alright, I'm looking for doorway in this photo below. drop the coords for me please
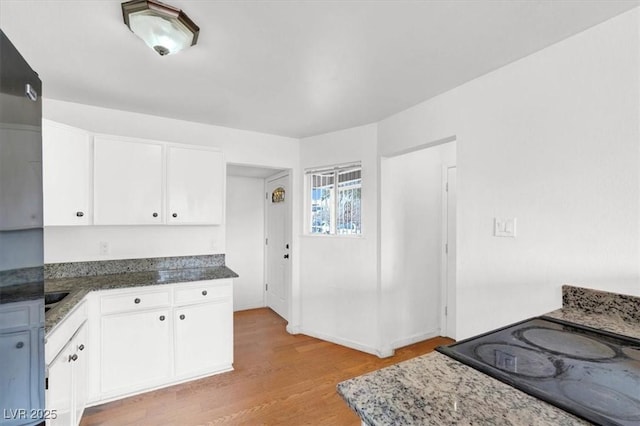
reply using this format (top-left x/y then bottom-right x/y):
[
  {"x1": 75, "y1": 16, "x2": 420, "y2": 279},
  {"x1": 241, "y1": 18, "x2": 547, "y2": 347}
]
[
  {"x1": 380, "y1": 139, "x2": 456, "y2": 349},
  {"x1": 265, "y1": 173, "x2": 291, "y2": 320},
  {"x1": 225, "y1": 164, "x2": 287, "y2": 313}
]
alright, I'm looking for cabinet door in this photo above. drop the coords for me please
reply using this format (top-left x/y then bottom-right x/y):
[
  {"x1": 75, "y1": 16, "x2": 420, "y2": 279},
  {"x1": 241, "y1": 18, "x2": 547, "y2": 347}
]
[
  {"x1": 0, "y1": 331, "x2": 33, "y2": 426},
  {"x1": 46, "y1": 338, "x2": 73, "y2": 426},
  {"x1": 42, "y1": 121, "x2": 91, "y2": 226},
  {"x1": 94, "y1": 137, "x2": 163, "y2": 225},
  {"x1": 72, "y1": 323, "x2": 88, "y2": 426},
  {"x1": 166, "y1": 146, "x2": 223, "y2": 224},
  {"x1": 174, "y1": 299, "x2": 232, "y2": 378},
  {"x1": 100, "y1": 309, "x2": 171, "y2": 395}
]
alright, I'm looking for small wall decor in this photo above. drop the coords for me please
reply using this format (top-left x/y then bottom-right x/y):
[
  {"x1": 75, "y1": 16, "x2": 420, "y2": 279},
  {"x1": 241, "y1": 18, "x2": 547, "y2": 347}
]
[{"x1": 272, "y1": 187, "x2": 285, "y2": 203}]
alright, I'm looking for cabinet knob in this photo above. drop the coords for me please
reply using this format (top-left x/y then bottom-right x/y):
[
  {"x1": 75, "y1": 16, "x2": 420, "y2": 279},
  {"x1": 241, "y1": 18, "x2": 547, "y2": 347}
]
[
  {"x1": 68, "y1": 354, "x2": 78, "y2": 362},
  {"x1": 202, "y1": 290, "x2": 208, "y2": 296},
  {"x1": 179, "y1": 314, "x2": 186, "y2": 320},
  {"x1": 76, "y1": 211, "x2": 84, "y2": 217},
  {"x1": 153, "y1": 212, "x2": 158, "y2": 218},
  {"x1": 159, "y1": 315, "x2": 165, "y2": 321},
  {"x1": 15, "y1": 341, "x2": 24, "y2": 349},
  {"x1": 78, "y1": 344, "x2": 85, "y2": 351},
  {"x1": 283, "y1": 254, "x2": 289, "y2": 259},
  {"x1": 172, "y1": 213, "x2": 178, "y2": 218},
  {"x1": 134, "y1": 298, "x2": 141, "y2": 304}
]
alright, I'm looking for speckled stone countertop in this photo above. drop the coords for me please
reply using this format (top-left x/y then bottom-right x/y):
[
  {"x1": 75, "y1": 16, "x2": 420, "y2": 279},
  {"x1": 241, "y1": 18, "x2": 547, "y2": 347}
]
[
  {"x1": 45, "y1": 255, "x2": 238, "y2": 334},
  {"x1": 338, "y1": 285, "x2": 640, "y2": 426}
]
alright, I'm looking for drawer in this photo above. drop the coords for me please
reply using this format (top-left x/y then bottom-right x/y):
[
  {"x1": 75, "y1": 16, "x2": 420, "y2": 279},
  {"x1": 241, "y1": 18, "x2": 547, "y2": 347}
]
[
  {"x1": 174, "y1": 280, "x2": 232, "y2": 306},
  {"x1": 100, "y1": 288, "x2": 170, "y2": 315}
]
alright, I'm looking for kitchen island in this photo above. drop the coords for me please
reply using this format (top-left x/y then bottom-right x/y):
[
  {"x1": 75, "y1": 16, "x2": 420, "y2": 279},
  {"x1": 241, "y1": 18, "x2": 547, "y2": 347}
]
[{"x1": 338, "y1": 285, "x2": 640, "y2": 425}]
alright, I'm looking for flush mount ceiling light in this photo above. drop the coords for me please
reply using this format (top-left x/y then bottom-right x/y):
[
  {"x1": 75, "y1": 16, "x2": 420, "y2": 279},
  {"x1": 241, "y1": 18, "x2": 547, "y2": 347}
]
[{"x1": 121, "y1": 0, "x2": 199, "y2": 56}]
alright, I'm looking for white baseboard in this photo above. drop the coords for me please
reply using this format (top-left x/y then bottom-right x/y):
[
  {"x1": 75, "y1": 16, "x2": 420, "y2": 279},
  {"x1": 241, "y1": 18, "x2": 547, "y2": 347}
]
[
  {"x1": 286, "y1": 323, "x2": 301, "y2": 334},
  {"x1": 233, "y1": 302, "x2": 266, "y2": 312},
  {"x1": 391, "y1": 329, "x2": 440, "y2": 350},
  {"x1": 298, "y1": 327, "x2": 388, "y2": 358}
]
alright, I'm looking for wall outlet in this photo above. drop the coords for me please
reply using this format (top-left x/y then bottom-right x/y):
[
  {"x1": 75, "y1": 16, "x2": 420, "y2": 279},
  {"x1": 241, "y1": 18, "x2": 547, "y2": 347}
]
[
  {"x1": 99, "y1": 241, "x2": 109, "y2": 255},
  {"x1": 494, "y1": 217, "x2": 516, "y2": 237}
]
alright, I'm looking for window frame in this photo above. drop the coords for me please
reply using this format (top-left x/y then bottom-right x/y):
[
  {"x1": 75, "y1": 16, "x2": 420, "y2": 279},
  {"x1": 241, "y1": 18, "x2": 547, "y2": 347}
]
[{"x1": 305, "y1": 162, "x2": 363, "y2": 237}]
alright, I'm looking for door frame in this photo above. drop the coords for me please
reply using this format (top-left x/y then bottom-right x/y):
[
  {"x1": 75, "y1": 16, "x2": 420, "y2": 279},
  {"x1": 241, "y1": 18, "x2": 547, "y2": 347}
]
[
  {"x1": 264, "y1": 170, "x2": 293, "y2": 319},
  {"x1": 440, "y1": 164, "x2": 456, "y2": 339}
]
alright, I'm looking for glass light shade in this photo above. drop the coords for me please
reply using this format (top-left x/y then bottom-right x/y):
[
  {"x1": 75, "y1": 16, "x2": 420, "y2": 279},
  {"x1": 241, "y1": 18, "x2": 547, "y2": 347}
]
[{"x1": 122, "y1": 0, "x2": 199, "y2": 56}]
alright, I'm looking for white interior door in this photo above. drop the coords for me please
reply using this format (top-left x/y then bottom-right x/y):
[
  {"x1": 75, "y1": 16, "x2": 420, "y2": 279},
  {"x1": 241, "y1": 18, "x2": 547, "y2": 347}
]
[
  {"x1": 444, "y1": 166, "x2": 457, "y2": 339},
  {"x1": 265, "y1": 174, "x2": 290, "y2": 321}
]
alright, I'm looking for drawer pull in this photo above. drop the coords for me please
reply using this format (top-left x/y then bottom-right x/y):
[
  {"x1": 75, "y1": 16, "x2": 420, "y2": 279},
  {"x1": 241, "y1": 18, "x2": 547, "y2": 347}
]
[
  {"x1": 159, "y1": 315, "x2": 165, "y2": 321},
  {"x1": 134, "y1": 298, "x2": 141, "y2": 304},
  {"x1": 202, "y1": 290, "x2": 208, "y2": 296},
  {"x1": 172, "y1": 213, "x2": 178, "y2": 218},
  {"x1": 76, "y1": 211, "x2": 84, "y2": 217},
  {"x1": 69, "y1": 354, "x2": 78, "y2": 362},
  {"x1": 78, "y1": 344, "x2": 85, "y2": 351},
  {"x1": 179, "y1": 314, "x2": 186, "y2": 320},
  {"x1": 153, "y1": 212, "x2": 158, "y2": 217}
]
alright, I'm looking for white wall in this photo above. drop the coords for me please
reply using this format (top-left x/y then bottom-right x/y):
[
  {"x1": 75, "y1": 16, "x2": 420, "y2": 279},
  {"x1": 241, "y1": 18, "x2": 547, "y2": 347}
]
[
  {"x1": 380, "y1": 142, "x2": 455, "y2": 351},
  {"x1": 378, "y1": 9, "x2": 640, "y2": 340},
  {"x1": 226, "y1": 176, "x2": 265, "y2": 311},
  {"x1": 0, "y1": 229, "x2": 42, "y2": 272},
  {"x1": 42, "y1": 99, "x2": 299, "y2": 263},
  {"x1": 298, "y1": 124, "x2": 380, "y2": 355}
]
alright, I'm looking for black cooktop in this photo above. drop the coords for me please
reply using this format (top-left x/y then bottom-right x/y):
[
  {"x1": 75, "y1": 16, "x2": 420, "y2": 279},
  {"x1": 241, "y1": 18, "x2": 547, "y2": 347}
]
[{"x1": 436, "y1": 317, "x2": 640, "y2": 426}]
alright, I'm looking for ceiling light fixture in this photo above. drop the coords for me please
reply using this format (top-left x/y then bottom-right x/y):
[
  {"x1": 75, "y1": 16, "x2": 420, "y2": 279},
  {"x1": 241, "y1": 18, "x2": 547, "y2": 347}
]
[{"x1": 121, "y1": 0, "x2": 199, "y2": 56}]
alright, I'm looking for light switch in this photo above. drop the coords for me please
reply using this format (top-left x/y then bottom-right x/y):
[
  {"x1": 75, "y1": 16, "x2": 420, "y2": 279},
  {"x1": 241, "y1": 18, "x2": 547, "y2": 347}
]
[{"x1": 494, "y1": 217, "x2": 516, "y2": 238}]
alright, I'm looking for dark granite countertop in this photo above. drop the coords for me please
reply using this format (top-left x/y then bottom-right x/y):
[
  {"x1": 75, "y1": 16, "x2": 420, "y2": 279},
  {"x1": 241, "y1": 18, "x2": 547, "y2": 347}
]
[
  {"x1": 45, "y1": 265, "x2": 238, "y2": 334},
  {"x1": 338, "y1": 285, "x2": 640, "y2": 425},
  {"x1": 1, "y1": 267, "x2": 44, "y2": 304},
  {"x1": 1, "y1": 281, "x2": 43, "y2": 304}
]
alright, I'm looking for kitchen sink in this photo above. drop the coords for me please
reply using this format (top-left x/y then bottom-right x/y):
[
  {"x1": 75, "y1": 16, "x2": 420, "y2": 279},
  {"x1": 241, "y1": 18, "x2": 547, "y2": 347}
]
[
  {"x1": 45, "y1": 291, "x2": 70, "y2": 313},
  {"x1": 45, "y1": 291, "x2": 69, "y2": 305}
]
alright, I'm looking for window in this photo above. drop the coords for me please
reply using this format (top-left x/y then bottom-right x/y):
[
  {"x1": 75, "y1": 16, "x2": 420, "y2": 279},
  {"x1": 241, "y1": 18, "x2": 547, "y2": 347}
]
[{"x1": 307, "y1": 163, "x2": 362, "y2": 235}]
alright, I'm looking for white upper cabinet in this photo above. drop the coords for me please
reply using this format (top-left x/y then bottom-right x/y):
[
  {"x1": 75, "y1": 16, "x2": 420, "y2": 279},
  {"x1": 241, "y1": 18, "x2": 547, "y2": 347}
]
[
  {"x1": 93, "y1": 137, "x2": 163, "y2": 225},
  {"x1": 166, "y1": 146, "x2": 224, "y2": 225},
  {"x1": 42, "y1": 122, "x2": 225, "y2": 226},
  {"x1": 43, "y1": 120, "x2": 92, "y2": 226}
]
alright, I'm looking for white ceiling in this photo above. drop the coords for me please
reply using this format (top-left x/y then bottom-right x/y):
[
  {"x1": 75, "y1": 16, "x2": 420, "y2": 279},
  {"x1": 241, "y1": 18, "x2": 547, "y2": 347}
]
[{"x1": 1, "y1": 0, "x2": 638, "y2": 138}]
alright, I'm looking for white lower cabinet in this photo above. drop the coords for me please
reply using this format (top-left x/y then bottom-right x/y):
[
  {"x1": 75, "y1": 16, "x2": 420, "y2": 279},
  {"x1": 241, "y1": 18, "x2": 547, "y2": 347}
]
[
  {"x1": 46, "y1": 303, "x2": 88, "y2": 426},
  {"x1": 175, "y1": 298, "x2": 233, "y2": 378},
  {"x1": 90, "y1": 279, "x2": 233, "y2": 404},
  {"x1": 100, "y1": 308, "x2": 171, "y2": 395},
  {"x1": 0, "y1": 300, "x2": 43, "y2": 426},
  {"x1": 46, "y1": 338, "x2": 72, "y2": 426}
]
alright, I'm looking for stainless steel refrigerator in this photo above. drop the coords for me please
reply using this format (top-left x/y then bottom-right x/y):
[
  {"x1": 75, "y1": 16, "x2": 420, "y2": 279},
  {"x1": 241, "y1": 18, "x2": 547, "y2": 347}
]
[{"x1": 0, "y1": 29, "x2": 45, "y2": 426}]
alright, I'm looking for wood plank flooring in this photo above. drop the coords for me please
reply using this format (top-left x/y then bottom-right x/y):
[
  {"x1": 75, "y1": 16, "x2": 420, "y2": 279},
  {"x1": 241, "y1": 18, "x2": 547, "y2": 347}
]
[{"x1": 81, "y1": 308, "x2": 453, "y2": 426}]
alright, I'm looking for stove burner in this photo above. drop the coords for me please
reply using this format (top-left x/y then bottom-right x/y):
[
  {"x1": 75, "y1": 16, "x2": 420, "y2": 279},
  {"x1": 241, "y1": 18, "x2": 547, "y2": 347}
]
[
  {"x1": 519, "y1": 327, "x2": 616, "y2": 360},
  {"x1": 559, "y1": 380, "x2": 640, "y2": 421},
  {"x1": 474, "y1": 343, "x2": 559, "y2": 378},
  {"x1": 622, "y1": 346, "x2": 640, "y2": 362}
]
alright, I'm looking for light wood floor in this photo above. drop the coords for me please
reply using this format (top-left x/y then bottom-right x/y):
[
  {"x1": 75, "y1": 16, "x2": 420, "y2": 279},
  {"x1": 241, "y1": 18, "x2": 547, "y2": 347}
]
[{"x1": 81, "y1": 308, "x2": 453, "y2": 425}]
